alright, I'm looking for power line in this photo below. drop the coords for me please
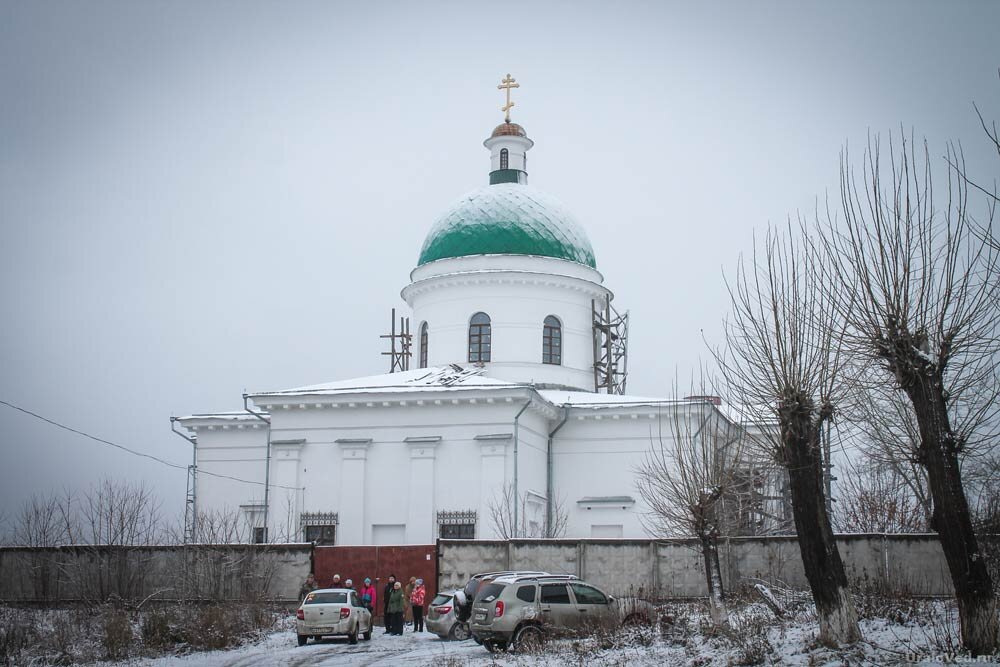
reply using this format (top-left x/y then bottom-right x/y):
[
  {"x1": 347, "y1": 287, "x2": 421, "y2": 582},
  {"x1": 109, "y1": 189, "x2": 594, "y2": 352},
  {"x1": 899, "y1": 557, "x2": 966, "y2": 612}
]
[{"x1": 0, "y1": 399, "x2": 302, "y2": 491}]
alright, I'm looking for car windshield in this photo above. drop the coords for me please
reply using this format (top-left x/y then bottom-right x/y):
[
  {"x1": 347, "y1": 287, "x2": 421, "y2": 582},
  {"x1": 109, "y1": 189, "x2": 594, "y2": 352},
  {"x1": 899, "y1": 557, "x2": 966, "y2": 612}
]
[
  {"x1": 475, "y1": 583, "x2": 506, "y2": 603},
  {"x1": 464, "y1": 578, "x2": 481, "y2": 599},
  {"x1": 430, "y1": 594, "x2": 452, "y2": 606},
  {"x1": 304, "y1": 592, "x2": 347, "y2": 604}
]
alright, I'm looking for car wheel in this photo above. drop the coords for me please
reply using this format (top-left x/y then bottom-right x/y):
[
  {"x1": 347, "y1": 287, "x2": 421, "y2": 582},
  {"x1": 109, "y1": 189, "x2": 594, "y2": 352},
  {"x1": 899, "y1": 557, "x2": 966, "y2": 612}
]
[
  {"x1": 297, "y1": 634, "x2": 308, "y2": 647},
  {"x1": 483, "y1": 639, "x2": 507, "y2": 653},
  {"x1": 348, "y1": 626, "x2": 358, "y2": 645},
  {"x1": 363, "y1": 622, "x2": 372, "y2": 641},
  {"x1": 448, "y1": 622, "x2": 471, "y2": 641},
  {"x1": 513, "y1": 625, "x2": 545, "y2": 653}
]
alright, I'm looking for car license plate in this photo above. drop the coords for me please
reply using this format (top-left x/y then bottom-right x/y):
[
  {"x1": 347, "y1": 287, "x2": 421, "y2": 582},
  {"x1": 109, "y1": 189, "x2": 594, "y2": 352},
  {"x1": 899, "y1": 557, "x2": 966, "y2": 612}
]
[{"x1": 474, "y1": 611, "x2": 487, "y2": 622}]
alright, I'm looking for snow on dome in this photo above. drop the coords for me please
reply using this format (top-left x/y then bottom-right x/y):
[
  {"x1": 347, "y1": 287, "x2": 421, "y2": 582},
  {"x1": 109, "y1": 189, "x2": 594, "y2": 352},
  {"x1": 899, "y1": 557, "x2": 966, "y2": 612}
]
[{"x1": 417, "y1": 183, "x2": 597, "y2": 268}]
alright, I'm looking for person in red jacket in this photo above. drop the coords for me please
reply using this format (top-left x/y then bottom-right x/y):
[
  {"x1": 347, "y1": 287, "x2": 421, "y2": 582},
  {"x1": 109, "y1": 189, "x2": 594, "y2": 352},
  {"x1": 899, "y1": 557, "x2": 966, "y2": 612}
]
[
  {"x1": 359, "y1": 577, "x2": 377, "y2": 615},
  {"x1": 410, "y1": 578, "x2": 427, "y2": 632}
]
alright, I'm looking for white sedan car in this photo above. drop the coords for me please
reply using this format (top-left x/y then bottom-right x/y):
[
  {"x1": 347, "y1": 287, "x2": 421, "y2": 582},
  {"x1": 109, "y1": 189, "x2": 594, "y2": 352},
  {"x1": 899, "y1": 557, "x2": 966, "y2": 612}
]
[{"x1": 296, "y1": 588, "x2": 373, "y2": 646}]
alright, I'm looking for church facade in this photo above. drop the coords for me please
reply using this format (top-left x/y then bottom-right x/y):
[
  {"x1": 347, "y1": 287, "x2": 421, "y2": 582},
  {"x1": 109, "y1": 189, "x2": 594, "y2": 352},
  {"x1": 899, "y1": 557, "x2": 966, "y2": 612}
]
[{"x1": 175, "y1": 81, "x2": 761, "y2": 545}]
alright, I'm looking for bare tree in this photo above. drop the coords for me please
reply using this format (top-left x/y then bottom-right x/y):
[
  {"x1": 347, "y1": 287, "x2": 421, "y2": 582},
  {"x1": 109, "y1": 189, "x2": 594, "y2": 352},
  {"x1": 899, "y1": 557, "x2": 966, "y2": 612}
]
[
  {"x1": 192, "y1": 507, "x2": 256, "y2": 544},
  {"x1": 823, "y1": 133, "x2": 999, "y2": 654},
  {"x1": 78, "y1": 478, "x2": 163, "y2": 546},
  {"x1": 488, "y1": 483, "x2": 568, "y2": 539},
  {"x1": 842, "y1": 385, "x2": 934, "y2": 526},
  {"x1": 634, "y1": 393, "x2": 746, "y2": 626},
  {"x1": 9, "y1": 492, "x2": 75, "y2": 601},
  {"x1": 713, "y1": 222, "x2": 862, "y2": 646},
  {"x1": 12, "y1": 494, "x2": 70, "y2": 547},
  {"x1": 834, "y1": 454, "x2": 928, "y2": 533}
]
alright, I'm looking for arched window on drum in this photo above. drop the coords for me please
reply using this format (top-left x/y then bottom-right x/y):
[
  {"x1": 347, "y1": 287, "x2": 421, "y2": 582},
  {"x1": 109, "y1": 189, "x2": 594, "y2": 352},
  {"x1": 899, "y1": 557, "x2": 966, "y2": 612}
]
[
  {"x1": 542, "y1": 315, "x2": 561, "y2": 365},
  {"x1": 419, "y1": 322, "x2": 429, "y2": 369},
  {"x1": 468, "y1": 312, "x2": 491, "y2": 363}
]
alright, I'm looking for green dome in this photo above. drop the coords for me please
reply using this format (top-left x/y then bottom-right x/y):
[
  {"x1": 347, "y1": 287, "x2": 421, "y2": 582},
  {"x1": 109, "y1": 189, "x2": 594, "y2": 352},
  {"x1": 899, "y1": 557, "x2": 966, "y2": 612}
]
[{"x1": 418, "y1": 184, "x2": 597, "y2": 268}]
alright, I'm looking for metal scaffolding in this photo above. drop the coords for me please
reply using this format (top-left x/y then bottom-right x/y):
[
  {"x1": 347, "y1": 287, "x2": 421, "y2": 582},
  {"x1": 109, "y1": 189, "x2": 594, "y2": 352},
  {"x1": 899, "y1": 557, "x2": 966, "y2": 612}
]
[
  {"x1": 592, "y1": 295, "x2": 629, "y2": 394},
  {"x1": 381, "y1": 307, "x2": 412, "y2": 373}
]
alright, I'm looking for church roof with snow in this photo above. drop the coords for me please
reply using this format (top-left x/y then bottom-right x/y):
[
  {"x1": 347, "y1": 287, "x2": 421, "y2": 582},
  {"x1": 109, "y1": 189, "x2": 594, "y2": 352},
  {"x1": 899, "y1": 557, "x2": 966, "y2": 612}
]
[
  {"x1": 248, "y1": 365, "x2": 519, "y2": 399},
  {"x1": 417, "y1": 183, "x2": 597, "y2": 269}
]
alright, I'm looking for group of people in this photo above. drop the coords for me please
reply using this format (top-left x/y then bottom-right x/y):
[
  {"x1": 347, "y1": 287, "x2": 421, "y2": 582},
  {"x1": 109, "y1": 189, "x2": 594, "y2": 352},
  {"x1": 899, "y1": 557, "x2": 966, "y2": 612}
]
[
  {"x1": 298, "y1": 572, "x2": 427, "y2": 634},
  {"x1": 381, "y1": 574, "x2": 427, "y2": 635}
]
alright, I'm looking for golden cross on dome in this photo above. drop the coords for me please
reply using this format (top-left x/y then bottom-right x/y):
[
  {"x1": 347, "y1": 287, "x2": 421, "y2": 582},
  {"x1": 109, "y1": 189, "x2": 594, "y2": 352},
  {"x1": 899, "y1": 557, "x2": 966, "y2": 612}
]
[{"x1": 498, "y1": 73, "x2": 519, "y2": 122}]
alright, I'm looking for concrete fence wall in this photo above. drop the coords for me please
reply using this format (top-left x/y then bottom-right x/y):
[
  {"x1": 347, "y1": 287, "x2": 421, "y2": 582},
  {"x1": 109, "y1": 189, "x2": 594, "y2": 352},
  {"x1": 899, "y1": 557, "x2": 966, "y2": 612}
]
[
  {"x1": 0, "y1": 535, "x2": 957, "y2": 605},
  {"x1": 0, "y1": 544, "x2": 312, "y2": 604},
  {"x1": 437, "y1": 534, "x2": 955, "y2": 598}
]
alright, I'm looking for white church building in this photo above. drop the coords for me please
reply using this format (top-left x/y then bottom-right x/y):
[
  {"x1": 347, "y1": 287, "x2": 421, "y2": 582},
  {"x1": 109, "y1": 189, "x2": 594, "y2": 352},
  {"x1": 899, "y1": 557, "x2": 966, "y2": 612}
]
[{"x1": 174, "y1": 80, "x2": 761, "y2": 546}]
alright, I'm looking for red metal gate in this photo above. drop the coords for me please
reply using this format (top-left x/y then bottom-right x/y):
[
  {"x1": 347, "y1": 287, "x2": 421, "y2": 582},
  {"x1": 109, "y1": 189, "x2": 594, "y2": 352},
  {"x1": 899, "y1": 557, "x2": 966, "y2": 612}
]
[{"x1": 313, "y1": 545, "x2": 437, "y2": 623}]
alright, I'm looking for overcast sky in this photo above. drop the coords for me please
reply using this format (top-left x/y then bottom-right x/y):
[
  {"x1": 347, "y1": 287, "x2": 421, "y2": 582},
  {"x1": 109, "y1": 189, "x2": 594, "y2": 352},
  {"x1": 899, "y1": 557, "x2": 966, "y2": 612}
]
[{"x1": 1, "y1": 0, "x2": 998, "y2": 523}]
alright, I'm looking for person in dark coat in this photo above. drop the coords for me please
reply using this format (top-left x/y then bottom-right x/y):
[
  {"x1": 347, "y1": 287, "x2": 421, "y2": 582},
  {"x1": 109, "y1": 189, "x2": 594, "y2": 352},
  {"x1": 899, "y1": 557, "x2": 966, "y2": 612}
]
[
  {"x1": 298, "y1": 573, "x2": 318, "y2": 602},
  {"x1": 382, "y1": 575, "x2": 396, "y2": 633}
]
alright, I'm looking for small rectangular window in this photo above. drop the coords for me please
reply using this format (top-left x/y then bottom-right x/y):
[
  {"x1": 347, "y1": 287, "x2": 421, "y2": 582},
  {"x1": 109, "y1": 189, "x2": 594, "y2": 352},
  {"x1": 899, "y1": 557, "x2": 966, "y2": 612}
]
[
  {"x1": 252, "y1": 527, "x2": 267, "y2": 544},
  {"x1": 305, "y1": 524, "x2": 337, "y2": 545},
  {"x1": 440, "y1": 522, "x2": 475, "y2": 539}
]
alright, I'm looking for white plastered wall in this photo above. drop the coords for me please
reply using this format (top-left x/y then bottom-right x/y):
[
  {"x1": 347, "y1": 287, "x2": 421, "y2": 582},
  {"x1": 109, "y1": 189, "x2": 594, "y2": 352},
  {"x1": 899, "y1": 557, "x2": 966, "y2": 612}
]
[{"x1": 403, "y1": 255, "x2": 611, "y2": 391}]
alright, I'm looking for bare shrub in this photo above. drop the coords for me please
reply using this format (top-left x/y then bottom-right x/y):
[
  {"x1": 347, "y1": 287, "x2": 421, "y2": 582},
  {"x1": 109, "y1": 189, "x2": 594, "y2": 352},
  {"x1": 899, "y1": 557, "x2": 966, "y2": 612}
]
[
  {"x1": 102, "y1": 610, "x2": 133, "y2": 660},
  {"x1": 179, "y1": 603, "x2": 277, "y2": 651},
  {"x1": 834, "y1": 455, "x2": 929, "y2": 533},
  {"x1": 636, "y1": 382, "x2": 748, "y2": 628},
  {"x1": 0, "y1": 608, "x2": 34, "y2": 664},
  {"x1": 487, "y1": 482, "x2": 569, "y2": 539},
  {"x1": 141, "y1": 607, "x2": 181, "y2": 649}
]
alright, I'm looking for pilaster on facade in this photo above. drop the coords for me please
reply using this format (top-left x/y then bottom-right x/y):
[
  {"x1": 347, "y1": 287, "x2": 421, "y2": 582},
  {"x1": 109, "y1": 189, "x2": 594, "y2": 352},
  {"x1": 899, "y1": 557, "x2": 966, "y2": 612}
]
[
  {"x1": 476, "y1": 433, "x2": 512, "y2": 538},
  {"x1": 336, "y1": 438, "x2": 371, "y2": 544},
  {"x1": 404, "y1": 436, "x2": 440, "y2": 543},
  {"x1": 271, "y1": 438, "x2": 305, "y2": 458},
  {"x1": 404, "y1": 435, "x2": 441, "y2": 460},
  {"x1": 270, "y1": 438, "x2": 306, "y2": 537},
  {"x1": 337, "y1": 438, "x2": 372, "y2": 460},
  {"x1": 476, "y1": 432, "x2": 512, "y2": 458}
]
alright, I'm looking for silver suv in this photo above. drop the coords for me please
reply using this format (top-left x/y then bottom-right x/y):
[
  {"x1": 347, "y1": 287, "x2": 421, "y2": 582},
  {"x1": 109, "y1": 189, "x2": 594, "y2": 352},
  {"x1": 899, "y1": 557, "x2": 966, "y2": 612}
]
[{"x1": 469, "y1": 574, "x2": 646, "y2": 652}]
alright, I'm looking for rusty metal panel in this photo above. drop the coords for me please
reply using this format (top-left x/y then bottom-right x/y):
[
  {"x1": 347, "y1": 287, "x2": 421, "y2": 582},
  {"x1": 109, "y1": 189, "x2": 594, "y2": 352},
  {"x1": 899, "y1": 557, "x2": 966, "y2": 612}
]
[{"x1": 313, "y1": 544, "x2": 438, "y2": 620}]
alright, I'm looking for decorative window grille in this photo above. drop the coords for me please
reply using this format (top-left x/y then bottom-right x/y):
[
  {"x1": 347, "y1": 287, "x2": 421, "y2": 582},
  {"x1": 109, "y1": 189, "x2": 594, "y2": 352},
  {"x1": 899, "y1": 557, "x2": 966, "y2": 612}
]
[
  {"x1": 468, "y1": 312, "x2": 491, "y2": 363},
  {"x1": 437, "y1": 510, "x2": 476, "y2": 540},
  {"x1": 542, "y1": 315, "x2": 562, "y2": 365},
  {"x1": 500, "y1": 148, "x2": 509, "y2": 170},
  {"x1": 301, "y1": 512, "x2": 339, "y2": 545}
]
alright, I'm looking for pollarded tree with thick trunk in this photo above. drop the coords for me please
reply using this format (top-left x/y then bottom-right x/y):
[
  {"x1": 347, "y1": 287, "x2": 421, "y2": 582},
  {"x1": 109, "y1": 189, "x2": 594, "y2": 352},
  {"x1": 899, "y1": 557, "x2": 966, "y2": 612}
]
[
  {"x1": 713, "y1": 223, "x2": 862, "y2": 647},
  {"x1": 823, "y1": 134, "x2": 999, "y2": 654},
  {"x1": 635, "y1": 384, "x2": 747, "y2": 627}
]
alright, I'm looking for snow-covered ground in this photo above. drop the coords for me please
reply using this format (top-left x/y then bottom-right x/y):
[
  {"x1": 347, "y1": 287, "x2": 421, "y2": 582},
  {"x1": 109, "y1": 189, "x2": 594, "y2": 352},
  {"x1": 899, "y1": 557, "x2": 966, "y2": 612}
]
[
  {"x1": 7, "y1": 599, "x2": 998, "y2": 666},
  {"x1": 120, "y1": 603, "x2": 1000, "y2": 667},
  {"x1": 127, "y1": 626, "x2": 490, "y2": 667}
]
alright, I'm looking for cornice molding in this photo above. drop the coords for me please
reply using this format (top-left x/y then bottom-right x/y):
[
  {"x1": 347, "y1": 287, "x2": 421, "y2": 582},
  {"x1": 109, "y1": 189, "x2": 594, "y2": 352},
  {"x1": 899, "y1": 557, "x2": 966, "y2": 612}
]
[{"x1": 401, "y1": 269, "x2": 610, "y2": 303}]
